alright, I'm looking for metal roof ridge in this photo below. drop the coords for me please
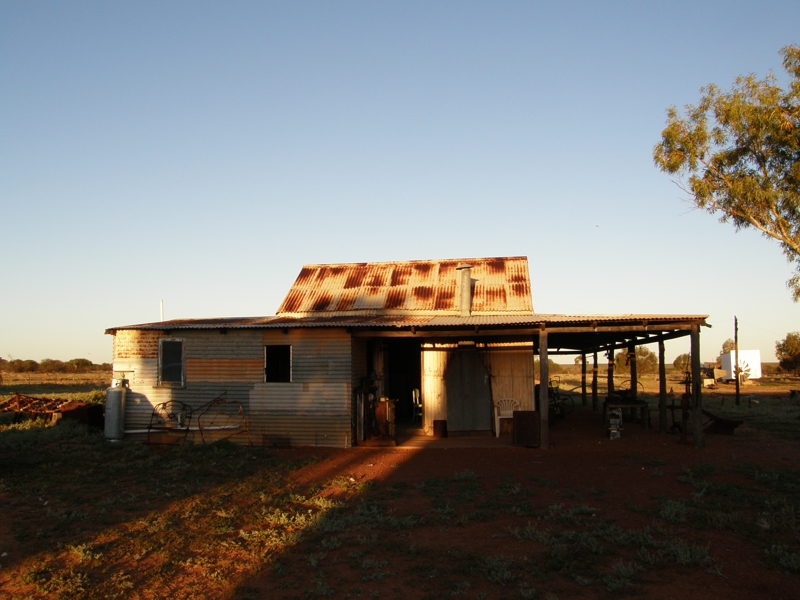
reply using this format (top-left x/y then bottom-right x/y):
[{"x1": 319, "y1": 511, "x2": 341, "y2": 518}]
[
  {"x1": 277, "y1": 309, "x2": 536, "y2": 318},
  {"x1": 296, "y1": 256, "x2": 529, "y2": 268}
]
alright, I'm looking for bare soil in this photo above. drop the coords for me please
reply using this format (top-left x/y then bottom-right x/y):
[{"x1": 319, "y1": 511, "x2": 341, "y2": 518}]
[
  {"x1": 238, "y1": 397, "x2": 800, "y2": 600},
  {"x1": 2, "y1": 391, "x2": 800, "y2": 599}
]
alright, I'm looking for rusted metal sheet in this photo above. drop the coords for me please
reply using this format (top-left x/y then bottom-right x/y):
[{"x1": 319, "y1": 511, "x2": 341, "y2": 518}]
[
  {"x1": 185, "y1": 359, "x2": 263, "y2": 383},
  {"x1": 484, "y1": 350, "x2": 535, "y2": 411},
  {"x1": 0, "y1": 394, "x2": 103, "y2": 426},
  {"x1": 114, "y1": 330, "x2": 163, "y2": 359},
  {"x1": 421, "y1": 348, "x2": 449, "y2": 433},
  {"x1": 105, "y1": 316, "x2": 279, "y2": 334},
  {"x1": 425, "y1": 314, "x2": 710, "y2": 327},
  {"x1": 107, "y1": 312, "x2": 710, "y2": 334},
  {"x1": 0, "y1": 393, "x2": 73, "y2": 414},
  {"x1": 276, "y1": 257, "x2": 534, "y2": 316}
]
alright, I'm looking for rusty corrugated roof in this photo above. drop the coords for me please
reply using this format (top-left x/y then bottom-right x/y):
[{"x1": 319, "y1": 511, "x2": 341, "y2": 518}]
[
  {"x1": 276, "y1": 257, "x2": 534, "y2": 317},
  {"x1": 105, "y1": 313, "x2": 709, "y2": 334}
]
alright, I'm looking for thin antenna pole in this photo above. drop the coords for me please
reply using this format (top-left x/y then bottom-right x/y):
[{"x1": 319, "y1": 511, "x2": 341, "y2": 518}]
[
  {"x1": 734, "y1": 316, "x2": 740, "y2": 406},
  {"x1": 160, "y1": 299, "x2": 164, "y2": 322}
]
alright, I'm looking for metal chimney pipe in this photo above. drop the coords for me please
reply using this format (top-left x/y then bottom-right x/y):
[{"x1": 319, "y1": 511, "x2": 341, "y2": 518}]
[{"x1": 456, "y1": 264, "x2": 473, "y2": 317}]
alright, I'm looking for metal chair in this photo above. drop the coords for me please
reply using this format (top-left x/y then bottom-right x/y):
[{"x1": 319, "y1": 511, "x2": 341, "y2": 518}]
[
  {"x1": 147, "y1": 400, "x2": 193, "y2": 445},
  {"x1": 197, "y1": 394, "x2": 252, "y2": 445}
]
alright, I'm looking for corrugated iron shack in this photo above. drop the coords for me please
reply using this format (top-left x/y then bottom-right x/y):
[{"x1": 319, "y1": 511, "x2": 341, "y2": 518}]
[{"x1": 105, "y1": 257, "x2": 709, "y2": 448}]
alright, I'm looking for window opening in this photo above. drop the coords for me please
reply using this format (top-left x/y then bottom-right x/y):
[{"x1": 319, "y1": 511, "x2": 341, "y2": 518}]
[
  {"x1": 160, "y1": 339, "x2": 184, "y2": 384},
  {"x1": 265, "y1": 345, "x2": 291, "y2": 382}
]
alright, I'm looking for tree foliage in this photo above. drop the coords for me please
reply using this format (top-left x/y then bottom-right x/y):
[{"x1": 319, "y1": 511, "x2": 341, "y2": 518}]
[
  {"x1": 533, "y1": 358, "x2": 563, "y2": 375},
  {"x1": 0, "y1": 358, "x2": 110, "y2": 374},
  {"x1": 673, "y1": 353, "x2": 691, "y2": 372},
  {"x1": 776, "y1": 331, "x2": 800, "y2": 374},
  {"x1": 720, "y1": 338, "x2": 735, "y2": 355},
  {"x1": 654, "y1": 45, "x2": 800, "y2": 301},
  {"x1": 614, "y1": 346, "x2": 658, "y2": 375},
  {"x1": 714, "y1": 338, "x2": 736, "y2": 366}
]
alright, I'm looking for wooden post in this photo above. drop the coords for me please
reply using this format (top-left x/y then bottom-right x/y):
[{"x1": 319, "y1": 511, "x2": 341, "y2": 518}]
[
  {"x1": 628, "y1": 342, "x2": 637, "y2": 400},
  {"x1": 658, "y1": 339, "x2": 667, "y2": 433},
  {"x1": 734, "y1": 316, "x2": 740, "y2": 406},
  {"x1": 592, "y1": 351, "x2": 598, "y2": 411},
  {"x1": 581, "y1": 353, "x2": 587, "y2": 406},
  {"x1": 691, "y1": 324, "x2": 704, "y2": 449},
  {"x1": 607, "y1": 348, "x2": 615, "y2": 395},
  {"x1": 539, "y1": 328, "x2": 549, "y2": 450}
]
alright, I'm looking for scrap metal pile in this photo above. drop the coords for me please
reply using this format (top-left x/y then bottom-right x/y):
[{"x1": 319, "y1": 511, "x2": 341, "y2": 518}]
[
  {"x1": 0, "y1": 392, "x2": 73, "y2": 415},
  {"x1": 0, "y1": 392, "x2": 104, "y2": 426}
]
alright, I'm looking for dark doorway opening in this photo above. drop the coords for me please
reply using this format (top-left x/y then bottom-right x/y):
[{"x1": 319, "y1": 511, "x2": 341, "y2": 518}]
[{"x1": 383, "y1": 339, "x2": 422, "y2": 427}]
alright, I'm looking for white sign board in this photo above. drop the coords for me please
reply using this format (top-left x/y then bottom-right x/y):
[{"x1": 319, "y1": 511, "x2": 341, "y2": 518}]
[{"x1": 720, "y1": 350, "x2": 762, "y2": 380}]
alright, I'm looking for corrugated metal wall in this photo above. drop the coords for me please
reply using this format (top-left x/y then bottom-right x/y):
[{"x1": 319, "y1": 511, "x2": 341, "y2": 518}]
[
  {"x1": 421, "y1": 349, "x2": 449, "y2": 432},
  {"x1": 111, "y1": 328, "x2": 532, "y2": 445},
  {"x1": 445, "y1": 349, "x2": 492, "y2": 431},
  {"x1": 111, "y1": 328, "x2": 353, "y2": 448},
  {"x1": 484, "y1": 350, "x2": 535, "y2": 411},
  {"x1": 255, "y1": 325, "x2": 352, "y2": 447},
  {"x1": 421, "y1": 347, "x2": 535, "y2": 434}
]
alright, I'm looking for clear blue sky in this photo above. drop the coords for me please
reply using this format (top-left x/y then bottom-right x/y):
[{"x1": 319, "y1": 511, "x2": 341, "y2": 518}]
[{"x1": 1, "y1": 1, "x2": 798, "y2": 364}]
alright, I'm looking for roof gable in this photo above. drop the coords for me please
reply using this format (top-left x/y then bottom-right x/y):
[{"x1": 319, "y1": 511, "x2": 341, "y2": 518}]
[{"x1": 277, "y1": 257, "x2": 533, "y2": 317}]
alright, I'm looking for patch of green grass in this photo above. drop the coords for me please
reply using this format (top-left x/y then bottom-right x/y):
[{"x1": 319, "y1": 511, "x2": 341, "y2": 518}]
[
  {"x1": 481, "y1": 554, "x2": 517, "y2": 585},
  {"x1": 677, "y1": 464, "x2": 719, "y2": 483},
  {"x1": 712, "y1": 397, "x2": 800, "y2": 440},
  {"x1": 558, "y1": 490, "x2": 581, "y2": 500},
  {"x1": 530, "y1": 475, "x2": 558, "y2": 487},
  {"x1": 765, "y1": 545, "x2": 800, "y2": 573},
  {"x1": 420, "y1": 477, "x2": 448, "y2": 498},
  {"x1": 659, "y1": 539, "x2": 712, "y2": 567},
  {"x1": 658, "y1": 499, "x2": 689, "y2": 523}
]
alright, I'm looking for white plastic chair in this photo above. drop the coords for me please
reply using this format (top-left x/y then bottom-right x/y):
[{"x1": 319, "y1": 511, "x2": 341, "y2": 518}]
[{"x1": 493, "y1": 398, "x2": 521, "y2": 437}]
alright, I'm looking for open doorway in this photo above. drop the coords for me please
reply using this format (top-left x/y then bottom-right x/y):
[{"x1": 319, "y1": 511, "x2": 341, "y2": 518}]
[{"x1": 382, "y1": 339, "x2": 422, "y2": 428}]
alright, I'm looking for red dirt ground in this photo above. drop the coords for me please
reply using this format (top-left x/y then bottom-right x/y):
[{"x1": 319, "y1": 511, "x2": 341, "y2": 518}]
[
  {"x1": 247, "y1": 407, "x2": 800, "y2": 600},
  {"x1": 1, "y1": 405, "x2": 798, "y2": 599}
]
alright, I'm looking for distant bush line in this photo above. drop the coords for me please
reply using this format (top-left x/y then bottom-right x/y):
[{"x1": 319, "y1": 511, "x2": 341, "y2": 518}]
[{"x1": 0, "y1": 358, "x2": 111, "y2": 374}]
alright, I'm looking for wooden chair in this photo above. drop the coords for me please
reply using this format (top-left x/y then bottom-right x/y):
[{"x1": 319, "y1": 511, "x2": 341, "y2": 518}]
[{"x1": 493, "y1": 398, "x2": 521, "y2": 437}]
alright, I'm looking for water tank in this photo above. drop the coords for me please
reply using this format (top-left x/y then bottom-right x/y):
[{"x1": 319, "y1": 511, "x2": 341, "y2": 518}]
[{"x1": 104, "y1": 381, "x2": 127, "y2": 441}]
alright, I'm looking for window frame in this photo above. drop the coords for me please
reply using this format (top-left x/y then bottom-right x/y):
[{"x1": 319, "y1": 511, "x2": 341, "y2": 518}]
[
  {"x1": 264, "y1": 344, "x2": 292, "y2": 383},
  {"x1": 158, "y1": 338, "x2": 185, "y2": 386}
]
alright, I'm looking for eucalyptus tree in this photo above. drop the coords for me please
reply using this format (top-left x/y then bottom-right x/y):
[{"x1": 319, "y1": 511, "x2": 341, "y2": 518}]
[{"x1": 654, "y1": 45, "x2": 800, "y2": 300}]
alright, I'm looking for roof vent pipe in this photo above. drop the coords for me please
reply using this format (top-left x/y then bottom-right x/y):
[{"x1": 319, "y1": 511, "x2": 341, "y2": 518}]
[{"x1": 456, "y1": 264, "x2": 473, "y2": 317}]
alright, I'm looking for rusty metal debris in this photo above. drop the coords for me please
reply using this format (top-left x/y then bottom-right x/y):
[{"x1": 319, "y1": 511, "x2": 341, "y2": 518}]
[
  {"x1": 0, "y1": 392, "x2": 103, "y2": 426},
  {"x1": 146, "y1": 393, "x2": 252, "y2": 446},
  {"x1": 147, "y1": 400, "x2": 193, "y2": 445},
  {"x1": 197, "y1": 394, "x2": 252, "y2": 445},
  {"x1": 0, "y1": 392, "x2": 73, "y2": 416}
]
